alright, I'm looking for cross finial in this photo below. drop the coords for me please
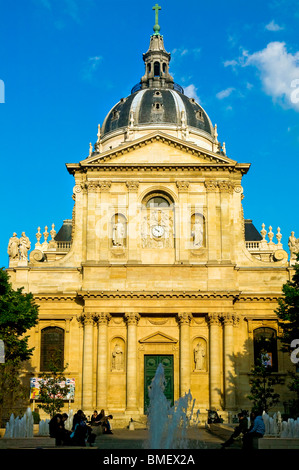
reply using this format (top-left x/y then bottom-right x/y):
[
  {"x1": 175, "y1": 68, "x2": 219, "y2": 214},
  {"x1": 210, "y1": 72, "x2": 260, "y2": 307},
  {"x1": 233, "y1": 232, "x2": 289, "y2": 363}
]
[{"x1": 152, "y1": 3, "x2": 161, "y2": 35}]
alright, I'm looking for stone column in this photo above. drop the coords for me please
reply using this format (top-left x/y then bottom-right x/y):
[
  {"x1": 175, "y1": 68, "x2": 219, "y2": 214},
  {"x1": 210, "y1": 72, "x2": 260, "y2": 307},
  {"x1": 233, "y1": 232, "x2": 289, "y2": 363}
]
[
  {"x1": 177, "y1": 312, "x2": 193, "y2": 396},
  {"x1": 124, "y1": 312, "x2": 140, "y2": 411},
  {"x1": 218, "y1": 181, "x2": 233, "y2": 262},
  {"x1": 176, "y1": 181, "x2": 190, "y2": 262},
  {"x1": 223, "y1": 313, "x2": 235, "y2": 411},
  {"x1": 126, "y1": 181, "x2": 140, "y2": 263},
  {"x1": 97, "y1": 181, "x2": 111, "y2": 262},
  {"x1": 204, "y1": 180, "x2": 219, "y2": 263},
  {"x1": 207, "y1": 313, "x2": 222, "y2": 409},
  {"x1": 78, "y1": 312, "x2": 96, "y2": 412},
  {"x1": 86, "y1": 181, "x2": 98, "y2": 261},
  {"x1": 96, "y1": 312, "x2": 111, "y2": 410}
]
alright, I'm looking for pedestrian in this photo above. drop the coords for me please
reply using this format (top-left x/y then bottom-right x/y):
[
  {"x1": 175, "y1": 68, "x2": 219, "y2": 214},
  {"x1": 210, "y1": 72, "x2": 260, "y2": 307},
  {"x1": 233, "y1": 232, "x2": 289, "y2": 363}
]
[
  {"x1": 220, "y1": 412, "x2": 248, "y2": 448},
  {"x1": 242, "y1": 409, "x2": 265, "y2": 450}
]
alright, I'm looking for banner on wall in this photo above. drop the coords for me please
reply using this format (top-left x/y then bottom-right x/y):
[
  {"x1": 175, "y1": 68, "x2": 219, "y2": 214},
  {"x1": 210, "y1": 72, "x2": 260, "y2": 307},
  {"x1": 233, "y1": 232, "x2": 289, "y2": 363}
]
[{"x1": 30, "y1": 377, "x2": 75, "y2": 400}]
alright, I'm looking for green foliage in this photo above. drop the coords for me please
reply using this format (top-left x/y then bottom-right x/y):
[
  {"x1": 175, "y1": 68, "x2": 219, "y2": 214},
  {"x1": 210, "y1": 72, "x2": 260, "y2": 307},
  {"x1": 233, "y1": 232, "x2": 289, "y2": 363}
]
[
  {"x1": 0, "y1": 268, "x2": 39, "y2": 420},
  {"x1": 276, "y1": 254, "x2": 299, "y2": 352},
  {"x1": 276, "y1": 254, "x2": 299, "y2": 399},
  {"x1": 37, "y1": 353, "x2": 70, "y2": 418},
  {"x1": 247, "y1": 355, "x2": 284, "y2": 413}
]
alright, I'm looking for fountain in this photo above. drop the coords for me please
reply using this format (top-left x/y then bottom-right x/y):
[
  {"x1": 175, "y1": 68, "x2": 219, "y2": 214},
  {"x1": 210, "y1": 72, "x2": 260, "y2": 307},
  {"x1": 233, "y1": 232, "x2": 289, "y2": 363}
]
[
  {"x1": 262, "y1": 411, "x2": 299, "y2": 438},
  {"x1": 38, "y1": 418, "x2": 50, "y2": 436},
  {"x1": 145, "y1": 363, "x2": 201, "y2": 449},
  {"x1": 4, "y1": 407, "x2": 34, "y2": 438}
]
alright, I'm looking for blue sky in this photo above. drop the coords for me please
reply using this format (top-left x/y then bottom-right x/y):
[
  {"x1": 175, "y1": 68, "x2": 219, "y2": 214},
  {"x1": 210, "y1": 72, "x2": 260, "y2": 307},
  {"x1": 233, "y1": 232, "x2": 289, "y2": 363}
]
[{"x1": 0, "y1": 0, "x2": 298, "y2": 269}]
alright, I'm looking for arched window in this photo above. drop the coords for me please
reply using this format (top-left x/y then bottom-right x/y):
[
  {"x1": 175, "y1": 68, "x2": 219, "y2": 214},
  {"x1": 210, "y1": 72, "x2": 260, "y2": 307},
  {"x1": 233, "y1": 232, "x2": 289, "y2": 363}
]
[
  {"x1": 253, "y1": 327, "x2": 278, "y2": 372},
  {"x1": 40, "y1": 327, "x2": 64, "y2": 371},
  {"x1": 154, "y1": 61, "x2": 160, "y2": 77}
]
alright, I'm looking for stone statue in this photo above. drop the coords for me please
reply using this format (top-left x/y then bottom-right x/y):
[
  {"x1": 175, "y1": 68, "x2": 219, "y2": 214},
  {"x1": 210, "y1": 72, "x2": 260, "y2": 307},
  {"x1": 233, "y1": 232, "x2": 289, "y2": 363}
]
[
  {"x1": 288, "y1": 231, "x2": 299, "y2": 261},
  {"x1": 112, "y1": 343, "x2": 124, "y2": 371},
  {"x1": 112, "y1": 221, "x2": 125, "y2": 247},
  {"x1": 191, "y1": 218, "x2": 203, "y2": 247},
  {"x1": 7, "y1": 233, "x2": 19, "y2": 260},
  {"x1": 19, "y1": 232, "x2": 31, "y2": 260},
  {"x1": 194, "y1": 341, "x2": 206, "y2": 371}
]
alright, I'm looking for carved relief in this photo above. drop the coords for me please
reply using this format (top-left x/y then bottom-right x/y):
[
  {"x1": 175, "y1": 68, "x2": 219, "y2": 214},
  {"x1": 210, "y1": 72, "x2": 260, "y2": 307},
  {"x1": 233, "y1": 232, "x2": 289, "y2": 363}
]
[{"x1": 141, "y1": 208, "x2": 174, "y2": 248}]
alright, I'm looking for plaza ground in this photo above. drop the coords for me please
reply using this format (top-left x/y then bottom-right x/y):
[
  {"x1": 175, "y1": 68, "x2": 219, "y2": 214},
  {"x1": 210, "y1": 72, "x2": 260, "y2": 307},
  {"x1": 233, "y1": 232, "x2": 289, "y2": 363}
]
[{"x1": 0, "y1": 427, "x2": 224, "y2": 449}]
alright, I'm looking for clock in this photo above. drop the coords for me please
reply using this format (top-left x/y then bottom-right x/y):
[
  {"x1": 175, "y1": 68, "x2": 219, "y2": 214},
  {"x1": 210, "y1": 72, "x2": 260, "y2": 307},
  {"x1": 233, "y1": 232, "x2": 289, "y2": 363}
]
[{"x1": 152, "y1": 225, "x2": 165, "y2": 238}]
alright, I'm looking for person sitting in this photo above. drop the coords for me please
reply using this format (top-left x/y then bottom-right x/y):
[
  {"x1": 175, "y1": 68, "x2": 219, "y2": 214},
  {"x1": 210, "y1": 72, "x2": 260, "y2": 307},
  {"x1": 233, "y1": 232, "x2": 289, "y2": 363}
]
[
  {"x1": 94, "y1": 409, "x2": 113, "y2": 434},
  {"x1": 49, "y1": 413, "x2": 71, "y2": 446},
  {"x1": 242, "y1": 409, "x2": 265, "y2": 450},
  {"x1": 71, "y1": 409, "x2": 96, "y2": 446},
  {"x1": 221, "y1": 412, "x2": 248, "y2": 448}
]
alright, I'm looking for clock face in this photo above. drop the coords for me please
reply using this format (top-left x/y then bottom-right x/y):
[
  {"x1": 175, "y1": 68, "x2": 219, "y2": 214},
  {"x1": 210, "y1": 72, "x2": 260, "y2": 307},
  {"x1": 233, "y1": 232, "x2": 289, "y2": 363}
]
[{"x1": 152, "y1": 225, "x2": 165, "y2": 238}]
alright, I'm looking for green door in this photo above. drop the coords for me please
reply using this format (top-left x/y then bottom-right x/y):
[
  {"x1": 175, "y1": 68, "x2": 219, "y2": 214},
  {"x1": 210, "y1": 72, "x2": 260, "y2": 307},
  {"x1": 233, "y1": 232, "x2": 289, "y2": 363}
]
[{"x1": 144, "y1": 355, "x2": 174, "y2": 414}]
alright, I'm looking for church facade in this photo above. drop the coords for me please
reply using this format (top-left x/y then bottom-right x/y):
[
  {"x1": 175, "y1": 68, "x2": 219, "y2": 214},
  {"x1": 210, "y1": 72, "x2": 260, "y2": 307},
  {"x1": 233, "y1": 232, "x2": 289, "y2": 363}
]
[{"x1": 7, "y1": 15, "x2": 297, "y2": 423}]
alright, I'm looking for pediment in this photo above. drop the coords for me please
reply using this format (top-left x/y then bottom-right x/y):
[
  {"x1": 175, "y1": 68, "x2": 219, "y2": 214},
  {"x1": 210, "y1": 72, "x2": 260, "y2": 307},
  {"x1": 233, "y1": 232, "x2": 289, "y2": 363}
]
[
  {"x1": 139, "y1": 331, "x2": 178, "y2": 344},
  {"x1": 78, "y1": 131, "x2": 238, "y2": 167}
]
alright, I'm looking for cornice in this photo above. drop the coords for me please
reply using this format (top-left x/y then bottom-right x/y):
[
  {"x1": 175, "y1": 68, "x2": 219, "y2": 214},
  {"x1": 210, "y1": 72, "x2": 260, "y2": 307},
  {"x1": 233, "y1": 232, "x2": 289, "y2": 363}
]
[
  {"x1": 66, "y1": 132, "x2": 250, "y2": 175},
  {"x1": 78, "y1": 290, "x2": 239, "y2": 300}
]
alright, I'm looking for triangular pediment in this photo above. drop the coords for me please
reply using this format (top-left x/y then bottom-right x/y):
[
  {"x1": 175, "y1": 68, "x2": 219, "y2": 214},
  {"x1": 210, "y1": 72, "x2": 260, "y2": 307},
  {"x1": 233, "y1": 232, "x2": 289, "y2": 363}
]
[
  {"x1": 139, "y1": 331, "x2": 178, "y2": 344},
  {"x1": 77, "y1": 131, "x2": 238, "y2": 167}
]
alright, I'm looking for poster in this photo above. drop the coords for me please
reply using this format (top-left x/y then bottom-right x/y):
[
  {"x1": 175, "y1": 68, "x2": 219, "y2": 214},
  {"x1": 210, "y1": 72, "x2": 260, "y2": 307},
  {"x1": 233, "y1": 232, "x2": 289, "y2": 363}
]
[{"x1": 30, "y1": 377, "x2": 75, "y2": 400}]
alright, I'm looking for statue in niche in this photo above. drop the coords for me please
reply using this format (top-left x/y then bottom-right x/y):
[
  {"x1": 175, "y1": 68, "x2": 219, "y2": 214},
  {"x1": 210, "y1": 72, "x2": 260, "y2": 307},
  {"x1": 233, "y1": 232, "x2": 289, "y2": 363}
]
[
  {"x1": 191, "y1": 217, "x2": 204, "y2": 248},
  {"x1": 112, "y1": 343, "x2": 124, "y2": 371},
  {"x1": 194, "y1": 341, "x2": 206, "y2": 371},
  {"x1": 19, "y1": 232, "x2": 31, "y2": 260},
  {"x1": 7, "y1": 233, "x2": 19, "y2": 260},
  {"x1": 112, "y1": 219, "x2": 125, "y2": 247}
]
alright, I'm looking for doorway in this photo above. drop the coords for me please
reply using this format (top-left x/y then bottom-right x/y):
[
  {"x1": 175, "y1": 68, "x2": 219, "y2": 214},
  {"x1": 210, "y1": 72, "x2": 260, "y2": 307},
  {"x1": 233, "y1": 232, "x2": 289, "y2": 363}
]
[{"x1": 144, "y1": 354, "x2": 174, "y2": 413}]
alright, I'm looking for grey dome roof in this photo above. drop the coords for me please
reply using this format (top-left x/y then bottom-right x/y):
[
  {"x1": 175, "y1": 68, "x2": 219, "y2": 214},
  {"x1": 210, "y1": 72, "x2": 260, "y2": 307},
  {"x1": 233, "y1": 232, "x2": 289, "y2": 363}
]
[{"x1": 101, "y1": 88, "x2": 213, "y2": 138}]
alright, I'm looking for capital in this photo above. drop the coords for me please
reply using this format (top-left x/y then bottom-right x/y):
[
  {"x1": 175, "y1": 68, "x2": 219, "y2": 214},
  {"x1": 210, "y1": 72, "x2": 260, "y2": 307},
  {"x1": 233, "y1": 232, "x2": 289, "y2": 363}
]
[
  {"x1": 204, "y1": 180, "x2": 218, "y2": 192},
  {"x1": 98, "y1": 180, "x2": 112, "y2": 192},
  {"x1": 176, "y1": 181, "x2": 189, "y2": 192},
  {"x1": 177, "y1": 312, "x2": 193, "y2": 325},
  {"x1": 124, "y1": 312, "x2": 141, "y2": 325},
  {"x1": 207, "y1": 313, "x2": 221, "y2": 326},
  {"x1": 126, "y1": 181, "x2": 139, "y2": 192},
  {"x1": 77, "y1": 312, "x2": 97, "y2": 326},
  {"x1": 96, "y1": 312, "x2": 112, "y2": 325}
]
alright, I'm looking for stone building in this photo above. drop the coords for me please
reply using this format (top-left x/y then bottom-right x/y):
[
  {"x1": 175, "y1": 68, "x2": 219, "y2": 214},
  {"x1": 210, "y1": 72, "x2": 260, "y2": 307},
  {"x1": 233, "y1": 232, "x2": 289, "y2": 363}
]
[{"x1": 7, "y1": 12, "x2": 298, "y2": 423}]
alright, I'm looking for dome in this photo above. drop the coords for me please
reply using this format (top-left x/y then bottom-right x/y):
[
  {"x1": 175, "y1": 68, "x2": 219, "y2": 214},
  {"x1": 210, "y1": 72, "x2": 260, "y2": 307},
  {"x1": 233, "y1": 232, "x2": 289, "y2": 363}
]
[
  {"x1": 101, "y1": 87, "x2": 213, "y2": 139},
  {"x1": 96, "y1": 19, "x2": 220, "y2": 154}
]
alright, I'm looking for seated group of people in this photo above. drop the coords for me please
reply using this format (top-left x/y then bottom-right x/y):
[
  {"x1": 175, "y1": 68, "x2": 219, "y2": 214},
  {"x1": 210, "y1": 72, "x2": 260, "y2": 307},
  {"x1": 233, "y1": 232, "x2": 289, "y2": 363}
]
[
  {"x1": 90, "y1": 409, "x2": 113, "y2": 434},
  {"x1": 49, "y1": 409, "x2": 113, "y2": 446},
  {"x1": 221, "y1": 409, "x2": 266, "y2": 449}
]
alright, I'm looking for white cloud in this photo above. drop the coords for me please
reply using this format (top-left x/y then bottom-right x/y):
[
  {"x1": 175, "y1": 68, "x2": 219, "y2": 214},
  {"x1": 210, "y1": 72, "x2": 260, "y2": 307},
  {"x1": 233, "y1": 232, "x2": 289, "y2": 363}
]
[
  {"x1": 83, "y1": 56, "x2": 103, "y2": 80},
  {"x1": 245, "y1": 42, "x2": 299, "y2": 111},
  {"x1": 265, "y1": 19, "x2": 284, "y2": 31},
  {"x1": 184, "y1": 84, "x2": 200, "y2": 103},
  {"x1": 172, "y1": 47, "x2": 201, "y2": 58},
  {"x1": 216, "y1": 87, "x2": 235, "y2": 100}
]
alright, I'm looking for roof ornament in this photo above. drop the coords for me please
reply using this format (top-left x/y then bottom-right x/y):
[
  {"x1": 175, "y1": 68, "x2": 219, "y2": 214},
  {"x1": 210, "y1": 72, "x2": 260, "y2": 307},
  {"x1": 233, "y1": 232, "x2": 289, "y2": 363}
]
[{"x1": 152, "y1": 3, "x2": 161, "y2": 36}]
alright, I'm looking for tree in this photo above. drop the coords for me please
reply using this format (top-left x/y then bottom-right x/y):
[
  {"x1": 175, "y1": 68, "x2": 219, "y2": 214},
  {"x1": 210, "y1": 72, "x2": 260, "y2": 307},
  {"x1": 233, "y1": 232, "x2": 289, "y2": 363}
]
[
  {"x1": 247, "y1": 354, "x2": 284, "y2": 413},
  {"x1": 0, "y1": 268, "x2": 39, "y2": 422},
  {"x1": 37, "y1": 352, "x2": 70, "y2": 418},
  {"x1": 276, "y1": 254, "x2": 299, "y2": 413}
]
